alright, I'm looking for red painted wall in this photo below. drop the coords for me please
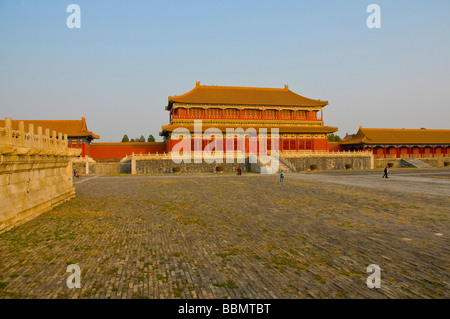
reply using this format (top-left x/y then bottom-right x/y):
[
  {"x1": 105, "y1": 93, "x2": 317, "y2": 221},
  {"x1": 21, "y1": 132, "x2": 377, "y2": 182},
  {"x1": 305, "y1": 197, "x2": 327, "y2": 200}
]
[
  {"x1": 168, "y1": 138, "x2": 330, "y2": 152},
  {"x1": 328, "y1": 142, "x2": 343, "y2": 152},
  {"x1": 87, "y1": 142, "x2": 167, "y2": 160}
]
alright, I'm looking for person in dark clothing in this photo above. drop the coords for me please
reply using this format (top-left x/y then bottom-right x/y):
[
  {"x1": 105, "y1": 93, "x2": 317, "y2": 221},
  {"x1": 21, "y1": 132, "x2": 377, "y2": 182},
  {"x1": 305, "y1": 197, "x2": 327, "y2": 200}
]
[
  {"x1": 280, "y1": 171, "x2": 284, "y2": 183},
  {"x1": 382, "y1": 166, "x2": 388, "y2": 178},
  {"x1": 237, "y1": 167, "x2": 241, "y2": 175}
]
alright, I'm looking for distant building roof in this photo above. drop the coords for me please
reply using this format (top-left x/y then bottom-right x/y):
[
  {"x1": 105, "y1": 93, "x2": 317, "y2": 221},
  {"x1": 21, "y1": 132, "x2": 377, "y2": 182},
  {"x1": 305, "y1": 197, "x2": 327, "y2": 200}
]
[
  {"x1": 340, "y1": 127, "x2": 450, "y2": 145},
  {"x1": 342, "y1": 133, "x2": 356, "y2": 140},
  {"x1": 168, "y1": 82, "x2": 328, "y2": 107},
  {"x1": 0, "y1": 117, "x2": 100, "y2": 140}
]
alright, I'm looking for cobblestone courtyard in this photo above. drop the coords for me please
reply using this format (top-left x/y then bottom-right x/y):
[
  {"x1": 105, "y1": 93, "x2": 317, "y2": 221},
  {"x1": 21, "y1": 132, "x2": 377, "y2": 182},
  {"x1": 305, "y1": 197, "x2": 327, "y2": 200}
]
[{"x1": 0, "y1": 170, "x2": 449, "y2": 299}]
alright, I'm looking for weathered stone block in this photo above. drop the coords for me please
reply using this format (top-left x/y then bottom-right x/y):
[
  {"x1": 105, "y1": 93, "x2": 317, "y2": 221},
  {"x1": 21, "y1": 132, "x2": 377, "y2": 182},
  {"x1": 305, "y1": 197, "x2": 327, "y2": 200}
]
[{"x1": 1, "y1": 156, "x2": 76, "y2": 233}]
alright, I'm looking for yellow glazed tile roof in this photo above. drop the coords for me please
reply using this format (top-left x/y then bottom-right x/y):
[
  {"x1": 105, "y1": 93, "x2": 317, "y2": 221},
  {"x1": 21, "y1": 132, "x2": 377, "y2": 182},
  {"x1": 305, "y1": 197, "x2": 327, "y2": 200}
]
[
  {"x1": 341, "y1": 127, "x2": 450, "y2": 145},
  {"x1": 169, "y1": 82, "x2": 328, "y2": 107}
]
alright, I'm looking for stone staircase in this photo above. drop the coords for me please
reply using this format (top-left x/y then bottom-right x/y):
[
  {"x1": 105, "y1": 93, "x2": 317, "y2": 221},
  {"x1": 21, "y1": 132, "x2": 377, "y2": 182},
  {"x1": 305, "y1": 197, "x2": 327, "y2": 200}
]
[
  {"x1": 401, "y1": 158, "x2": 432, "y2": 168},
  {"x1": 278, "y1": 161, "x2": 291, "y2": 173},
  {"x1": 277, "y1": 156, "x2": 296, "y2": 173},
  {"x1": 249, "y1": 154, "x2": 297, "y2": 174}
]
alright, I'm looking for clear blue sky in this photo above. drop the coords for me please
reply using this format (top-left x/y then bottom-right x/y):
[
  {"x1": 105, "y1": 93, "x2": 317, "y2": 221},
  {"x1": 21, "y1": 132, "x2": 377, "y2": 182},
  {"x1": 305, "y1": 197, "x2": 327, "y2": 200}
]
[{"x1": 1, "y1": 0, "x2": 449, "y2": 141}]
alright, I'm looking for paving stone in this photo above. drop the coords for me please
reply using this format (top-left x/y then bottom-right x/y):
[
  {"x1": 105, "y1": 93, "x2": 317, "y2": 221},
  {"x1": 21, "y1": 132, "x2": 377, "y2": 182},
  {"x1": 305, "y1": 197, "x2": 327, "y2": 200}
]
[{"x1": 0, "y1": 172, "x2": 448, "y2": 298}]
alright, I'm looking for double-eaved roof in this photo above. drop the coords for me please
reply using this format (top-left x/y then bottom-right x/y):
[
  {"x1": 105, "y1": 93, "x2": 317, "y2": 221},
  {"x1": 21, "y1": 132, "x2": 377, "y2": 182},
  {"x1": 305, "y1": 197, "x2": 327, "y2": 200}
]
[
  {"x1": 168, "y1": 82, "x2": 328, "y2": 108},
  {"x1": 0, "y1": 117, "x2": 99, "y2": 140},
  {"x1": 341, "y1": 127, "x2": 450, "y2": 145}
]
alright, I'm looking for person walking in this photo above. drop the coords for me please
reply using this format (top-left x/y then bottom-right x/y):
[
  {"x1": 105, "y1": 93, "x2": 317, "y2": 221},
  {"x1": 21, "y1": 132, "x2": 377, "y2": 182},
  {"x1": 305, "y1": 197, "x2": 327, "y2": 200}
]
[
  {"x1": 382, "y1": 166, "x2": 389, "y2": 179},
  {"x1": 280, "y1": 170, "x2": 284, "y2": 183},
  {"x1": 237, "y1": 167, "x2": 241, "y2": 176}
]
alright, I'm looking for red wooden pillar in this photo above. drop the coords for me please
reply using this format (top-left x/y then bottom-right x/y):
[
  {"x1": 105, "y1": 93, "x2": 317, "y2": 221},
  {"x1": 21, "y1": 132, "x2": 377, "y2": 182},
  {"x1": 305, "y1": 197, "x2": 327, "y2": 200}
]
[
  {"x1": 277, "y1": 110, "x2": 281, "y2": 119},
  {"x1": 295, "y1": 139, "x2": 299, "y2": 151},
  {"x1": 239, "y1": 109, "x2": 242, "y2": 119},
  {"x1": 383, "y1": 147, "x2": 387, "y2": 158},
  {"x1": 261, "y1": 109, "x2": 265, "y2": 120},
  {"x1": 408, "y1": 146, "x2": 412, "y2": 158},
  {"x1": 432, "y1": 146, "x2": 435, "y2": 158}
]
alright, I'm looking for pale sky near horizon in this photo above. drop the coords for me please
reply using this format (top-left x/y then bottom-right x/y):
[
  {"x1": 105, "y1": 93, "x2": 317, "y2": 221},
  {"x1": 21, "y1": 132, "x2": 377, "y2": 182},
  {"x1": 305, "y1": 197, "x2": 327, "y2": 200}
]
[{"x1": 1, "y1": 0, "x2": 449, "y2": 142}]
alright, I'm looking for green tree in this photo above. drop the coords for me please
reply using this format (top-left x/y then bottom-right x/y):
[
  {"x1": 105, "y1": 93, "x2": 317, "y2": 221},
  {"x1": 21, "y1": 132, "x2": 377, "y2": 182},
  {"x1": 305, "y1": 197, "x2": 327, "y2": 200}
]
[
  {"x1": 139, "y1": 135, "x2": 145, "y2": 142},
  {"x1": 121, "y1": 134, "x2": 129, "y2": 142},
  {"x1": 147, "y1": 134, "x2": 155, "y2": 142},
  {"x1": 327, "y1": 133, "x2": 341, "y2": 142},
  {"x1": 130, "y1": 138, "x2": 135, "y2": 142}
]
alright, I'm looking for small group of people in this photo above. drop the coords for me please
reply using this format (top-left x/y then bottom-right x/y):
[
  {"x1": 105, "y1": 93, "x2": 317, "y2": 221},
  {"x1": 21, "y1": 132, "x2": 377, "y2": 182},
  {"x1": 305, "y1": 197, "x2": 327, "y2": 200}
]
[{"x1": 73, "y1": 169, "x2": 81, "y2": 179}]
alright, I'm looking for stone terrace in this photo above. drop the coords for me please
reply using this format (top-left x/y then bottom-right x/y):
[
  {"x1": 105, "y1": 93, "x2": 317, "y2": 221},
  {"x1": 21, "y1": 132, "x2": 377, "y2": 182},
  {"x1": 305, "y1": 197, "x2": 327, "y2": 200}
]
[{"x1": 0, "y1": 171, "x2": 449, "y2": 299}]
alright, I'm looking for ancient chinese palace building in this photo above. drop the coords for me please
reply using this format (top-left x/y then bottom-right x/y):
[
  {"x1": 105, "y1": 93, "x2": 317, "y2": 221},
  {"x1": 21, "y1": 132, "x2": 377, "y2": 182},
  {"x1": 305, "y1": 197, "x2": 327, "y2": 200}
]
[
  {"x1": 340, "y1": 127, "x2": 450, "y2": 158},
  {"x1": 160, "y1": 82, "x2": 338, "y2": 153}
]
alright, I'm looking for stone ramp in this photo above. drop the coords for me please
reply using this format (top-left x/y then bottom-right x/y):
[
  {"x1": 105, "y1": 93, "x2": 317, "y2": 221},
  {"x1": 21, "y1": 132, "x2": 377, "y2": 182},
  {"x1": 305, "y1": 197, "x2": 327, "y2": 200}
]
[{"x1": 401, "y1": 158, "x2": 432, "y2": 168}]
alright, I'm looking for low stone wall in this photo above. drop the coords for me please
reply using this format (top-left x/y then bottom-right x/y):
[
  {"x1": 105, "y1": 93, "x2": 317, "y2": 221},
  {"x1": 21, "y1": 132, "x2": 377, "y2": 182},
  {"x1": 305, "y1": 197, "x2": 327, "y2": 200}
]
[
  {"x1": 126, "y1": 153, "x2": 373, "y2": 174},
  {"x1": 285, "y1": 155, "x2": 373, "y2": 171},
  {"x1": 134, "y1": 158, "x2": 250, "y2": 174},
  {"x1": 421, "y1": 158, "x2": 449, "y2": 167},
  {"x1": 91, "y1": 163, "x2": 130, "y2": 175},
  {"x1": 0, "y1": 118, "x2": 81, "y2": 233},
  {"x1": 73, "y1": 162, "x2": 130, "y2": 175},
  {"x1": 375, "y1": 157, "x2": 450, "y2": 168}
]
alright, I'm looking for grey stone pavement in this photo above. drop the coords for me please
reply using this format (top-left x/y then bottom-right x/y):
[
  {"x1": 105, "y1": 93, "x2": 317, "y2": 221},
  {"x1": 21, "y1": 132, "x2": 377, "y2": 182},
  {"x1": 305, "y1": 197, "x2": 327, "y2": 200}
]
[
  {"x1": 291, "y1": 169, "x2": 450, "y2": 197},
  {"x1": 0, "y1": 169, "x2": 449, "y2": 299}
]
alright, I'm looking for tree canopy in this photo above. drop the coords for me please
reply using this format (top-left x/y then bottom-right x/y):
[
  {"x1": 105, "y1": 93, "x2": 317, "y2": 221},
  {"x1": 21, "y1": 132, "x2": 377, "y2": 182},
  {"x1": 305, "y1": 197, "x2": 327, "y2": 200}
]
[
  {"x1": 122, "y1": 134, "x2": 157, "y2": 142},
  {"x1": 327, "y1": 133, "x2": 341, "y2": 142}
]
